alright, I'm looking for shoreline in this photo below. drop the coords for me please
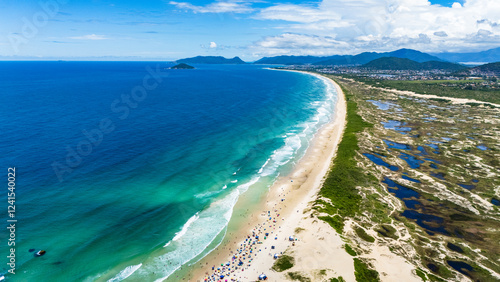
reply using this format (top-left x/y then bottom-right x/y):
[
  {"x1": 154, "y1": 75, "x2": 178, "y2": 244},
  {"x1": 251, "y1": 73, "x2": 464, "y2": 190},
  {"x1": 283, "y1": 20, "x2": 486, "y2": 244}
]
[{"x1": 184, "y1": 71, "x2": 348, "y2": 281}]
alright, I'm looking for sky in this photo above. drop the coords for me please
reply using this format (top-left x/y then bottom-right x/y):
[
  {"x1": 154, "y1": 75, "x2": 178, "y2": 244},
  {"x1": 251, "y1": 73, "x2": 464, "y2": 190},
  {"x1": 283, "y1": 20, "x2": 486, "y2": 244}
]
[{"x1": 0, "y1": 0, "x2": 499, "y2": 61}]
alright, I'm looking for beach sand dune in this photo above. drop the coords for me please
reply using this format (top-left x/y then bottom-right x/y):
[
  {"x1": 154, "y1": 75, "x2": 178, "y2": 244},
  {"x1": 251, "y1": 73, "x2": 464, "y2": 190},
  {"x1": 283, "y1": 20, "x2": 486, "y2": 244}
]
[{"x1": 188, "y1": 73, "x2": 419, "y2": 282}]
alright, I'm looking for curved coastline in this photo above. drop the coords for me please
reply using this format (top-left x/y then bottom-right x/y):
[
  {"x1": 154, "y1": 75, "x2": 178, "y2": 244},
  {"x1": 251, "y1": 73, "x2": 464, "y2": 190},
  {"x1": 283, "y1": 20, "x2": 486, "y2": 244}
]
[{"x1": 183, "y1": 71, "x2": 347, "y2": 281}]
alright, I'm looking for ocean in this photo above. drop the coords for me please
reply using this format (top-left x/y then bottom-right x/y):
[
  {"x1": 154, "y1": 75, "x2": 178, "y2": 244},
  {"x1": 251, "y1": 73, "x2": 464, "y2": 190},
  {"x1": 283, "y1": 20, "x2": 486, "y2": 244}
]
[{"x1": 0, "y1": 62, "x2": 337, "y2": 281}]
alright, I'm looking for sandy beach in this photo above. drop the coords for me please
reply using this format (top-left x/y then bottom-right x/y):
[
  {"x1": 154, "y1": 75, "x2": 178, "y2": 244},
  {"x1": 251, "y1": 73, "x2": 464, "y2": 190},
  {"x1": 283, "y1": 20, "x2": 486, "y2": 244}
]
[{"x1": 184, "y1": 72, "x2": 348, "y2": 281}]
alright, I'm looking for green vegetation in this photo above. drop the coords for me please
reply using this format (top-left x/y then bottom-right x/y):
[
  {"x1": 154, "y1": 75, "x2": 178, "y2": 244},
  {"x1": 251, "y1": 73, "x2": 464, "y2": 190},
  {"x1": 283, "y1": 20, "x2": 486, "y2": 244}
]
[
  {"x1": 416, "y1": 268, "x2": 427, "y2": 281},
  {"x1": 170, "y1": 63, "x2": 194, "y2": 69},
  {"x1": 375, "y1": 224, "x2": 398, "y2": 239},
  {"x1": 330, "y1": 277, "x2": 346, "y2": 282},
  {"x1": 286, "y1": 271, "x2": 311, "y2": 282},
  {"x1": 317, "y1": 79, "x2": 372, "y2": 222},
  {"x1": 318, "y1": 215, "x2": 344, "y2": 234},
  {"x1": 345, "y1": 244, "x2": 357, "y2": 256},
  {"x1": 353, "y1": 258, "x2": 380, "y2": 282},
  {"x1": 363, "y1": 57, "x2": 465, "y2": 71},
  {"x1": 271, "y1": 255, "x2": 295, "y2": 272},
  {"x1": 355, "y1": 227, "x2": 375, "y2": 243},
  {"x1": 319, "y1": 269, "x2": 327, "y2": 276},
  {"x1": 294, "y1": 227, "x2": 305, "y2": 234},
  {"x1": 357, "y1": 78, "x2": 500, "y2": 104}
]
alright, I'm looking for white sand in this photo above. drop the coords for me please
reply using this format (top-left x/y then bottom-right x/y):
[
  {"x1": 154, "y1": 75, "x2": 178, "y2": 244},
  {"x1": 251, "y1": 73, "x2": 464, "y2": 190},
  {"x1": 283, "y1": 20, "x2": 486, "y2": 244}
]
[{"x1": 188, "y1": 73, "x2": 420, "y2": 282}]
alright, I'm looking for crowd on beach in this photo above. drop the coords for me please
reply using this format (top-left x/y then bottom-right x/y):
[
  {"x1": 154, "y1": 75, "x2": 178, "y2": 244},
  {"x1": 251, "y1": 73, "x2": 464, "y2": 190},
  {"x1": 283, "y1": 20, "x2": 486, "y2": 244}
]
[{"x1": 201, "y1": 186, "x2": 298, "y2": 282}]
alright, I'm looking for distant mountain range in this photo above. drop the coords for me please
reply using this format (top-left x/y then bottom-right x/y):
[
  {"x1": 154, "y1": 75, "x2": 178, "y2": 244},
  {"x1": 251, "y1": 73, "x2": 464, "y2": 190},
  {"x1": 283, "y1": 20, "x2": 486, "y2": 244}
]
[
  {"x1": 363, "y1": 57, "x2": 467, "y2": 71},
  {"x1": 432, "y1": 47, "x2": 500, "y2": 64},
  {"x1": 173, "y1": 47, "x2": 500, "y2": 71},
  {"x1": 254, "y1": 49, "x2": 443, "y2": 65},
  {"x1": 176, "y1": 56, "x2": 245, "y2": 64}
]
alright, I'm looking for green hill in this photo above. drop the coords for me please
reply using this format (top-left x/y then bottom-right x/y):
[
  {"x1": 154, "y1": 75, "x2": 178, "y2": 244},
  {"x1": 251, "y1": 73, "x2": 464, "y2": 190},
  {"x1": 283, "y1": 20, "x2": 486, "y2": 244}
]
[
  {"x1": 363, "y1": 57, "x2": 466, "y2": 71},
  {"x1": 177, "y1": 56, "x2": 245, "y2": 64},
  {"x1": 170, "y1": 63, "x2": 195, "y2": 69}
]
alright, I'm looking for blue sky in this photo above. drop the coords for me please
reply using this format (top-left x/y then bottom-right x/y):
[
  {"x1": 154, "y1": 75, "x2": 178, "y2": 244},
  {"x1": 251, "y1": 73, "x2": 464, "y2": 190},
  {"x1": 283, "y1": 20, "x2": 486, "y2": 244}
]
[{"x1": 0, "y1": 0, "x2": 497, "y2": 60}]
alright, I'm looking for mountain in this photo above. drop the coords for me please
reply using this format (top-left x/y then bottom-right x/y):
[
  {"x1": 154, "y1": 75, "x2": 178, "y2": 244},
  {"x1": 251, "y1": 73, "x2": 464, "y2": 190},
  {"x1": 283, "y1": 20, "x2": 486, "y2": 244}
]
[
  {"x1": 363, "y1": 57, "x2": 467, "y2": 71},
  {"x1": 254, "y1": 55, "x2": 338, "y2": 65},
  {"x1": 314, "y1": 49, "x2": 443, "y2": 65},
  {"x1": 253, "y1": 49, "x2": 442, "y2": 66},
  {"x1": 432, "y1": 47, "x2": 500, "y2": 63},
  {"x1": 456, "y1": 62, "x2": 500, "y2": 76},
  {"x1": 176, "y1": 56, "x2": 246, "y2": 64},
  {"x1": 170, "y1": 63, "x2": 194, "y2": 69}
]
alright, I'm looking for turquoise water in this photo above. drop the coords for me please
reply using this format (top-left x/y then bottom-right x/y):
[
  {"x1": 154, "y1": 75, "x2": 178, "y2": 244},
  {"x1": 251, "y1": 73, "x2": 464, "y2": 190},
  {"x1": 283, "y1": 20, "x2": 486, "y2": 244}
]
[{"x1": 0, "y1": 62, "x2": 336, "y2": 281}]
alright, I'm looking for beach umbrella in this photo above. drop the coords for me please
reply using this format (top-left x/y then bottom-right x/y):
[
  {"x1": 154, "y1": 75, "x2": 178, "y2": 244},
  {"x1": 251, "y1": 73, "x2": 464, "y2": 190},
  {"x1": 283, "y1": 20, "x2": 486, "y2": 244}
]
[
  {"x1": 259, "y1": 274, "x2": 267, "y2": 280},
  {"x1": 273, "y1": 253, "x2": 279, "y2": 259},
  {"x1": 289, "y1": 236, "x2": 294, "y2": 241}
]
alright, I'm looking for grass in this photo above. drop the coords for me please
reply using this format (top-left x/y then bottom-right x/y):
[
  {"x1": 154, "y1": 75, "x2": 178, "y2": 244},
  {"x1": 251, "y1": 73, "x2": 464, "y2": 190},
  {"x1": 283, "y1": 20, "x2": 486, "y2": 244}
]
[
  {"x1": 416, "y1": 268, "x2": 427, "y2": 281},
  {"x1": 375, "y1": 224, "x2": 398, "y2": 239},
  {"x1": 294, "y1": 227, "x2": 305, "y2": 234},
  {"x1": 271, "y1": 254, "x2": 295, "y2": 272},
  {"x1": 317, "y1": 78, "x2": 372, "y2": 223},
  {"x1": 355, "y1": 226, "x2": 375, "y2": 243},
  {"x1": 353, "y1": 258, "x2": 380, "y2": 282},
  {"x1": 357, "y1": 78, "x2": 500, "y2": 104},
  {"x1": 286, "y1": 271, "x2": 311, "y2": 282},
  {"x1": 345, "y1": 244, "x2": 357, "y2": 256},
  {"x1": 318, "y1": 215, "x2": 344, "y2": 234}
]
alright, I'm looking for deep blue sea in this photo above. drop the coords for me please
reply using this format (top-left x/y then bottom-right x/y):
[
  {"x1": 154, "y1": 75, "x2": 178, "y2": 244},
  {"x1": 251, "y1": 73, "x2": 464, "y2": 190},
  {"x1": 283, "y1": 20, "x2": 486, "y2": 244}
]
[{"x1": 0, "y1": 62, "x2": 336, "y2": 281}]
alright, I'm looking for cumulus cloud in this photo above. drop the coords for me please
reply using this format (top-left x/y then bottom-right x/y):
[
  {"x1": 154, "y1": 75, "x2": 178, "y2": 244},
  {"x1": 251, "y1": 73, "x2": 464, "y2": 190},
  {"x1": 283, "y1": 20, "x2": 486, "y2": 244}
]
[
  {"x1": 169, "y1": 1, "x2": 254, "y2": 13},
  {"x1": 210, "y1": 42, "x2": 217, "y2": 48},
  {"x1": 252, "y1": 0, "x2": 500, "y2": 55},
  {"x1": 69, "y1": 34, "x2": 108, "y2": 40}
]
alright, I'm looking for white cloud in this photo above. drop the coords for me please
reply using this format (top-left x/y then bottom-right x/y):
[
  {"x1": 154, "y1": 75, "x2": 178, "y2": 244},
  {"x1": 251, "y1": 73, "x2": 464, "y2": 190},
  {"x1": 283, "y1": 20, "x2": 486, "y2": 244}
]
[
  {"x1": 169, "y1": 1, "x2": 254, "y2": 13},
  {"x1": 210, "y1": 42, "x2": 217, "y2": 48},
  {"x1": 69, "y1": 34, "x2": 108, "y2": 40},
  {"x1": 252, "y1": 0, "x2": 500, "y2": 55}
]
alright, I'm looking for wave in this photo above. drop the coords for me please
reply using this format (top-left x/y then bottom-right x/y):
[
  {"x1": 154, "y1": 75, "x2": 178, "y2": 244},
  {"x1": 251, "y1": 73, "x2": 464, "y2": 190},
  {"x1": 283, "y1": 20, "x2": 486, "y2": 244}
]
[
  {"x1": 107, "y1": 263, "x2": 142, "y2": 282},
  {"x1": 109, "y1": 70, "x2": 338, "y2": 282}
]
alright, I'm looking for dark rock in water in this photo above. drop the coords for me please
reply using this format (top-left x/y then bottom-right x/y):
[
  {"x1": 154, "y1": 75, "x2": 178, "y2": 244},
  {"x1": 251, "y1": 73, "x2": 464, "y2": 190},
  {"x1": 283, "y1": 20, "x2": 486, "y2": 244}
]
[
  {"x1": 29, "y1": 249, "x2": 35, "y2": 252},
  {"x1": 446, "y1": 242, "x2": 464, "y2": 253},
  {"x1": 53, "y1": 261, "x2": 63, "y2": 265}
]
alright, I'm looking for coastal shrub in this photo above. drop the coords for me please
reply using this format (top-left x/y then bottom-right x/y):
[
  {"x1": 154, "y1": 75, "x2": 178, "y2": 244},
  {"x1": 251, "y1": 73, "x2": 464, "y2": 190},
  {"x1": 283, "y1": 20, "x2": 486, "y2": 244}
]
[
  {"x1": 344, "y1": 244, "x2": 357, "y2": 256},
  {"x1": 318, "y1": 215, "x2": 344, "y2": 234},
  {"x1": 375, "y1": 224, "x2": 398, "y2": 239},
  {"x1": 294, "y1": 227, "x2": 305, "y2": 234},
  {"x1": 318, "y1": 80, "x2": 372, "y2": 222},
  {"x1": 354, "y1": 227, "x2": 375, "y2": 243},
  {"x1": 319, "y1": 269, "x2": 327, "y2": 276},
  {"x1": 353, "y1": 258, "x2": 380, "y2": 282},
  {"x1": 286, "y1": 271, "x2": 311, "y2": 282},
  {"x1": 271, "y1": 254, "x2": 295, "y2": 272},
  {"x1": 415, "y1": 268, "x2": 427, "y2": 281},
  {"x1": 330, "y1": 277, "x2": 346, "y2": 282}
]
